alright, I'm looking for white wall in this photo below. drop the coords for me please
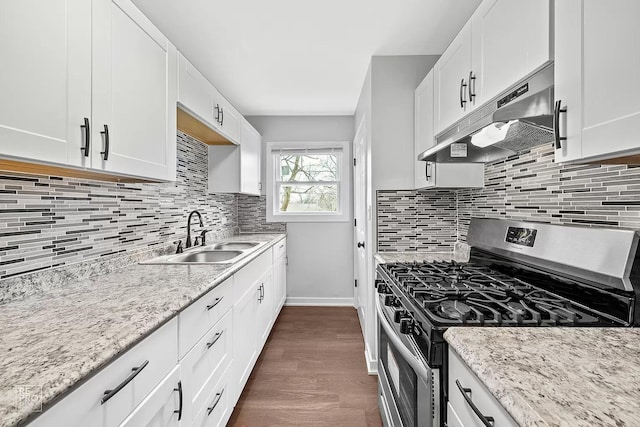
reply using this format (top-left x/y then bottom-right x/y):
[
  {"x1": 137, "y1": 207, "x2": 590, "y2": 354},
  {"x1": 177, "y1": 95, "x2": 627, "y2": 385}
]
[{"x1": 246, "y1": 116, "x2": 355, "y2": 305}]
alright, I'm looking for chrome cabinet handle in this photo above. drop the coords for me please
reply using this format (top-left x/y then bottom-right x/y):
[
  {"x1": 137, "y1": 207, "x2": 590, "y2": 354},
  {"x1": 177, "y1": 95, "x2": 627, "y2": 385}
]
[
  {"x1": 101, "y1": 360, "x2": 149, "y2": 404},
  {"x1": 425, "y1": 162, "x2": 432, "y2": 180},
  {"x1": 206, "y1": 330, "x2": 224, "y2": 350},
  {"x1": 173, "y1": 381, "x2": 183, "y2": 420},
  {"x1": 456, "y1": 379, "x2": 495, "y2": 427},
  {"x1": 100, "y1": 124, "x2": 110, "y2": 161},
  {"x1": 554, "y1": 100, "x2": 567, "y2": 149},
  {"x1": 220, "y1": 108, "x2": 224, "y2": 126},
  {"x1": 80, "y1": 117, "x2": 90, "y2": 157},
  {"x1": 468, "y1": 71, "x2": 476, "y2": 103},
  {"x1": 214, "y1": 104, "x2": 221, "y2": 123},
  {"x1": 206, "y1": 296, "x2": 223, "y2": 311},
  {"x1": 460, "y1": 78, "x2": 468, "y2": 108},
  {"x1": 206, "y1": 388, "x2": 225, "y2": 416}
]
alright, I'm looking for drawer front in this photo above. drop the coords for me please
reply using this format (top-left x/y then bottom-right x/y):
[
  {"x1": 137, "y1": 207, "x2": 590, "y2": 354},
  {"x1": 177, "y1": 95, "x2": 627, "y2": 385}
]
[
  {"x1": 118, "y1": 366, "x2": 181, "y2": 427},
  {"x1": 447, "y1": 401, "x2": 466, "y2": 427},
  {"x1": 273, "y1": 238, "x2": 286, "y2": 260},
  {"x1": 30, "y1": 318, "x2": 178, "y2": 427},
  {"x1": 180, "y1": 309, "x2": 233, "y2": 427},
  {"x1": 448, "y1": 349, "x2": 517, "y2": 427},
  {"x1": 233, "y1": 249, "x2": 272, "y2": 302},
  {"x1": 190, "y1": 364, "x2": 232, "y2": 427},
  {"x1": 178, "y1": 277, "x2": 233, "y2": 359}
]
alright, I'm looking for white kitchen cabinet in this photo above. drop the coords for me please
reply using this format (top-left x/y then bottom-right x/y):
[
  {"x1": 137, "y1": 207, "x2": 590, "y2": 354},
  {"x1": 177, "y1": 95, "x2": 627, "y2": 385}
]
[
  {"x1": 29, "y1": 318, "x2": 178, "y2": 427},
  {"x1": 181, "y1": 309, "x2": 233, "y2": 427},
  {"x1": 0, "y1": 0, "x2": 177, "y2": 182},
  {"x1": 91, "y1": 0, "x2": 177, "y2": 181},
  {"x1": 415, "y1": 69, "x2": 484, "y2": 189},
  {"x1": 213, "y1": 93, "x2": 241, "y2": 143},
  {"x1": 208, "y1": 118, "x2": 262, "y2": 196},
  {"x1": 555, "y1": 0, "x2": 640, "y2": 164},
  {"x1": 177, "y1": 52, "x2": 217, "y2": 129},
  {"x1": 434, "y1": 21, "x2": 472, "y2": 134},
  {"x1": 118, "y1": 366, "x2": 181, "y2": 427},
  {"x1": 470, "y1": 0, "x2": 552, "y2": 108},
  {"x1": 0, "y1": 0, "x2": 91, "y2": 168},
  {"x1": 272, "y1": 239, "x2": 287, "y2": 318},
  {"x1": 434, "y1": 0, "x2": 552, "y2": 135},
  {"x1": 232, "y1": 282, "x2": 259, "y2": 403},
  {"x1": 448, "y1": 348, "x2": 517, "y2": 427}
]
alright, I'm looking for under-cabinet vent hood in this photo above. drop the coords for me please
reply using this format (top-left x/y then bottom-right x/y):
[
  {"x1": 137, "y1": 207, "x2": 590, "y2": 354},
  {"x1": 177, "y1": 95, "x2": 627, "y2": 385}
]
[{"x1": 418, "y1": 64, "x2": 555, "y2": 163}]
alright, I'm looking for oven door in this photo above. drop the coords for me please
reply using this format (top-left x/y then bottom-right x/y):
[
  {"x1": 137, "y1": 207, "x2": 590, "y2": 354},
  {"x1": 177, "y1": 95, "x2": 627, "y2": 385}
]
[{"x1": 376, "y1": 297, "x2": 439, "y2": 427}]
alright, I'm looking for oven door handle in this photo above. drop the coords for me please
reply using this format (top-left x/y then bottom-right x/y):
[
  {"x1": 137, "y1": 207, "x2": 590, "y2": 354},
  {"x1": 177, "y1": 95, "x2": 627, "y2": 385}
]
[{"x1": 376, "y1": 297, "x2": 432, "y2": 382}]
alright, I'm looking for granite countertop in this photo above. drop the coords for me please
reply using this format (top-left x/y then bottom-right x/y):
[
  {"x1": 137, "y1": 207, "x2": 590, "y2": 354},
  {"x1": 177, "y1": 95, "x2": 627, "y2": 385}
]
[
  {"x1": 444, "y1": 328, "x2": 640, "y2": 427},
  {"x1": 0, "y1": 233, "x2": 285, "y2": 427}
]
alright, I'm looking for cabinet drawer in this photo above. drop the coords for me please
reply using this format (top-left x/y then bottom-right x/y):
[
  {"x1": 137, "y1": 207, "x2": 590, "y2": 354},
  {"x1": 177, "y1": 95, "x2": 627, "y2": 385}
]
[
  {"x1": 30, "y1": 318, "x2": 178, "y2": 427},
  {"x1": 178, "y1": 277, "x2": 233, "y2": 359},
  {"x1": 448, "y1": 349, "x2": 517, "y2": 427},
  {"x1": 180, "y1": 309, "x2": 233, "y2": 427},
  {"x1": 273, "y1": 238, "x2": 286, "y2": 260},
  {"x1": 190, "y1": 364, "x2": 232, "y2": 427},
  {"x1": 447, "y1": 402, "x2": 466, "y2": 427},
  {"x1": 233, "y1": 249, "x2": 272, "y2": 302},
  {"x1": 118, "y1": 366, "x2": 180, "y2": 427}
]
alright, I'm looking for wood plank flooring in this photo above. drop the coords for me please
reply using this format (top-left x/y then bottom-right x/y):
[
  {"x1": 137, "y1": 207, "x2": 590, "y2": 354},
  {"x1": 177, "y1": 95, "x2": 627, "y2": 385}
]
[{"x1": 229, "y1": 306, "x2": 382, "y2": 426}]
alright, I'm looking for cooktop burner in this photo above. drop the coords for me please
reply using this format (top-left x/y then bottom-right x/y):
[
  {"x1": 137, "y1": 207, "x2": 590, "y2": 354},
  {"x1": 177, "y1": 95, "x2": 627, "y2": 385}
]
[{"x1": 381, "y1": 261, "x2": 607, "y2": 327}]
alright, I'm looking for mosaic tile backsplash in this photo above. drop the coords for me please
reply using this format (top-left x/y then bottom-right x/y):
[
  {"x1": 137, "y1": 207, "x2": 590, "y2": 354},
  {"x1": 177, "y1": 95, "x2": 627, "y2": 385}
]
[
  {"x1": 0, "y1": 132, "x2": 238, "y2": 280},
  {"x1": 238, "y1": 194, "x2": 286, "y2": 234},
  {"x1": 378, "y1": 144, "x2": 640, "y2": 251}
]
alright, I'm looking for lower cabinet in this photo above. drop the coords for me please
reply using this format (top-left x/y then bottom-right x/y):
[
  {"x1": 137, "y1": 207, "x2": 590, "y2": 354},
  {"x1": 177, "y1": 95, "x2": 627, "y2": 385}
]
[
  {"x1": 448, "y1": 348, "x2": 517, "y2": 427},
  {"x1": 27, "y1": 239, "x2": 287, "y2": 427},
  {"x1": 273, "y1": 239, "x2": 287, "y2": 317}
]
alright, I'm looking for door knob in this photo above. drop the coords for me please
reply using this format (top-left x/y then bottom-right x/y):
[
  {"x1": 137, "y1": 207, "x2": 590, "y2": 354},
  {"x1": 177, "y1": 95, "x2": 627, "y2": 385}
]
[{"x1": 357, "y1": 241, "x2": 365, "y2": 248}]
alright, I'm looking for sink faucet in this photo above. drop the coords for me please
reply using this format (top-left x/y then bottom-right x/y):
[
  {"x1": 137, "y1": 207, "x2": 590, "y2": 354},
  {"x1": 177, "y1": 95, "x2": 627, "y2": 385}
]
[{"x1": 185, "y1": 210, "x2": 204, "y2": 249}]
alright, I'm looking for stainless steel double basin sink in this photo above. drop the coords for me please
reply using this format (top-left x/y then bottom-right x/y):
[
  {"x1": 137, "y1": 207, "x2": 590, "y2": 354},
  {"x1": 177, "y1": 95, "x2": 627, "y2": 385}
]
[{"x1": 140, "y1": 241, "x2": 262, "y2": 265}]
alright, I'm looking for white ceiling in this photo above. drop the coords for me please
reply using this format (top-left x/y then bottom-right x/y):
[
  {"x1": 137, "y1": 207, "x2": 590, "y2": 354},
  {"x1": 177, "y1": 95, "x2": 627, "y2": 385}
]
[{"x1": 132, "y1": 0, "x2": 482, "y2": 116}]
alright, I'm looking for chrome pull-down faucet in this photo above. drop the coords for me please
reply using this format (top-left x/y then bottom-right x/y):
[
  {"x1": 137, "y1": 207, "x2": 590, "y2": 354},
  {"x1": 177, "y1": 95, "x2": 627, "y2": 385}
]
[{"x1": 185, "y1": 210, "x2": 204, "y2": 249}]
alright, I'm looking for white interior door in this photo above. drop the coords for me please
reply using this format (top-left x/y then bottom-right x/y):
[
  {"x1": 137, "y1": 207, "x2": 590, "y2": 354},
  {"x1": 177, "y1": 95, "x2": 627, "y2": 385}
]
[
  {"x1": 92, "y1": 0, "x2": 175, "y2": 180},
  {"x1": 0, "y1": 0, "x2": 91, "y2": 167},
  {"x1": 353, "y1": 119, "x2": 368, "y2": 319}
]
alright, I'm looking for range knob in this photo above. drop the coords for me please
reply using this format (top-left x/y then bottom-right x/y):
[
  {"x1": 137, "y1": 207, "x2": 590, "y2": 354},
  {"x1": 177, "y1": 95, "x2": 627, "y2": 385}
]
[
  {"x1": 376, "y1": 283, "x2": 389, "y2": 294},
  {"x1": 384, "y1": 295, "x2": 397, "y2": 307},
  {"x1": 393, "y1": 309, "x2": 406, "y2": 323},
  {"x1": 399, "y1": 318, "x2": 415, "y2": 335}
]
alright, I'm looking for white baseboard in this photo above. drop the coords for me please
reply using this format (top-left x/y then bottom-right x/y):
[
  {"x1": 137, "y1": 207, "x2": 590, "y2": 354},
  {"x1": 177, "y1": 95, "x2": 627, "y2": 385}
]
[
  {"x1": 285, "y1": 297, "x2": 355, "y2": 307},
  {"x1": 365, "y1": 347, "x2": 378, "y2": 375}
]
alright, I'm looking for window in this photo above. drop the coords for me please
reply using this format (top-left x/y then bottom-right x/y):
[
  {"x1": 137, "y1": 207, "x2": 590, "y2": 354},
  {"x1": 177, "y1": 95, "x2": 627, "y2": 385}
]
[{"x1": 266, "y1": 141, "x2": 351, "y2": 222}]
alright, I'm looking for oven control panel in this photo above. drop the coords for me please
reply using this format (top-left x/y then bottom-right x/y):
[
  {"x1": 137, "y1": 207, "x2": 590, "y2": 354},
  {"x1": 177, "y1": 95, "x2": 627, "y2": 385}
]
[{"x1": 505, "y1": 226, "x2": 537, "y2": 247}]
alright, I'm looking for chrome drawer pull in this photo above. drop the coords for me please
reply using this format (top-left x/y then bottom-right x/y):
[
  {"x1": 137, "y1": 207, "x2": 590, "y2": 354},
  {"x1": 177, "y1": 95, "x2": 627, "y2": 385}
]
[
  {"x1": 206, "y1": 296, "x2": 223, "y2": 311},
  {"x1": 101, "y1": 360, "x2": 149, "y2": 404},
  {"x1": 206, "y1": 330, "x2": 224, "y2": 350},
  {"x1": 206, "y1": 388, "x2": 225, "y2": 416},
  {"x1": 456, "y1": 379, "x2": 495, "y2": 427}
]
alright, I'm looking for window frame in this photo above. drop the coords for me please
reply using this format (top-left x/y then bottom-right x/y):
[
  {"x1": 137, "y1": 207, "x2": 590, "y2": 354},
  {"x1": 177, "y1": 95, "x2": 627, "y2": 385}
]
[{"x1": 266, "y1": 141, "x2": 351, "y2": 223}]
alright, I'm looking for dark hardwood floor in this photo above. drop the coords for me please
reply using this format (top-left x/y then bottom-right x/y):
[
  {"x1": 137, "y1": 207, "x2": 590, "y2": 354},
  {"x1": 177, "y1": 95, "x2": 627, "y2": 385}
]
[{"x1": 229, "y1": 306, "x2": 382, "y2": 426}]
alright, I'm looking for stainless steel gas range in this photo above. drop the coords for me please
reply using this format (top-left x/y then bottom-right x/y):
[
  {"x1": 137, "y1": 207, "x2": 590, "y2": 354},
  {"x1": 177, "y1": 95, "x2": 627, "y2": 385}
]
[{"x1": 375, "y1": 218, "x2": 640, "y2": 427}]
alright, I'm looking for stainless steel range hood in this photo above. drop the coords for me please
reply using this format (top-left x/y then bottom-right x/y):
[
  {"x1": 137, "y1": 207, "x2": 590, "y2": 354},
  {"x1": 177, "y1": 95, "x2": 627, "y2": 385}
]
[{"x1": 418, "y1": 64, "x2": 555, "y2": 163}]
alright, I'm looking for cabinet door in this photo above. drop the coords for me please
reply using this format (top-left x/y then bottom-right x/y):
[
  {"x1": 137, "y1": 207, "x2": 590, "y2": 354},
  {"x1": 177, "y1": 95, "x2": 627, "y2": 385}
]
[
  {"x1": 92, "y1": 0, "x2": 177, "y2": 181},
  {"x1": 240, "y1": 119, "x2": 262, "y2": 195},
  {"x1": 118, "y1": 366, "x2": 180, "y2": 427},
  {"x1": 178, "y1": 52, "x2": 217, "y2": 126},
  {"x1": 471, "y1": 0, "x2": 551, "y2": 107},
  {"x1": 0, "y1": 0, "x2": 91, "y2": 167},
  {"x1": 232, "y1": 284, "x2": 258, "y2": 402},
  {"x1": 558, "y1": 0, "x2": 640, "y2": 162},
  {"x1": 257, "y1": 270, "x2": 274, "y2": 349},
  {"x1": 273, "y1": 254, "x2": 287, "y2": 318},
  {"x1": 214, "y1": 93, "x2": 241, "y2": 143},
  {"x1": 434, "y1": 21, "x2": 472, "y2": 134},
  {"x1": 414, "y1": 70, "x2": 436, "y2": 189}
]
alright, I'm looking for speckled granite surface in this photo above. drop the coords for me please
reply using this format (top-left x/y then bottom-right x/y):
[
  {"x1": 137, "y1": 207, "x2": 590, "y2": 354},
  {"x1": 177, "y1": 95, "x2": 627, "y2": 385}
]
[
  {"x1": 445, "y1": 328, "x2": 640, "y2": 427},
  {"x1": 0, "y1": 233, "x2": 285, "y2": 427}
]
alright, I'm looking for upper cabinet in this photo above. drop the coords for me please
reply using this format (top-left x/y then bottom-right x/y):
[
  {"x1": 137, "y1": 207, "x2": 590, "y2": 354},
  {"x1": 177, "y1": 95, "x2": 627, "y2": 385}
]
[
  {"x1": 177, "y1": 52, "x2": 242, "y2": 145},
  {"x1": 0, "y1": 0, "x2": 177, "y2": 182},
  {"x1": 415, "y1": 69, "x2": 484, "y2": 189},
  {"x1": 434, "y1": 0, "x2": 552, "y2": 135},
  {"x1": 555, "y1": 0, "x2": 640, "y2": 164}
]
